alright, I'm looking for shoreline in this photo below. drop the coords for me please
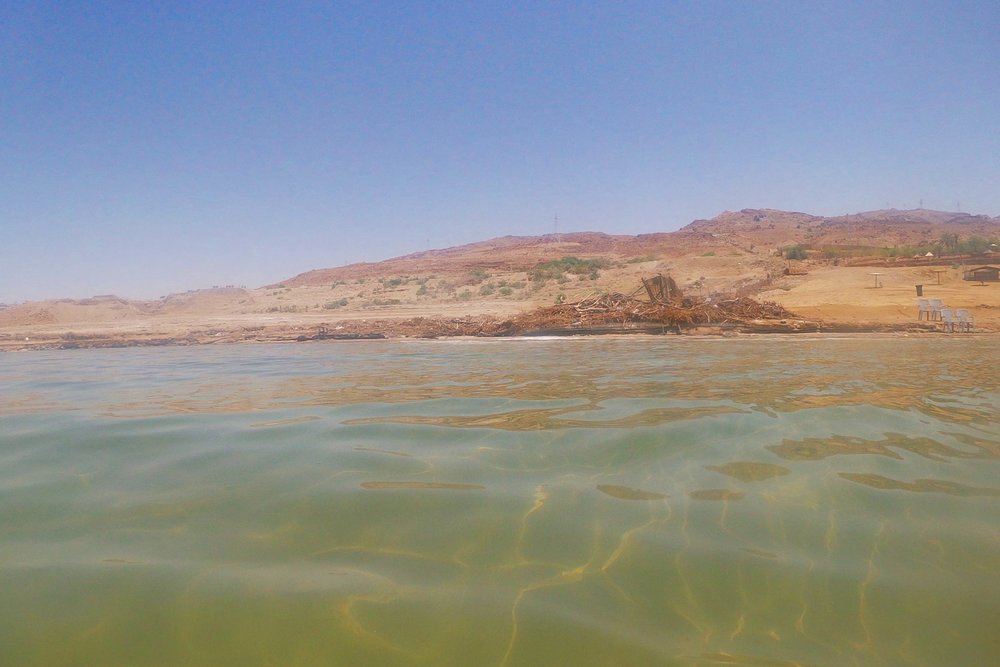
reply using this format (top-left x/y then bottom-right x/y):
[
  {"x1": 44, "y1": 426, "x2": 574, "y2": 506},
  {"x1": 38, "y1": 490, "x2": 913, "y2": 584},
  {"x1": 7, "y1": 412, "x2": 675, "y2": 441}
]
[
  {"x1": 3, "y1": 260, "x2": 996, "y2": 352},
  {"x1": 1, "y1": 317, "x2": 990, "y2": 353}
]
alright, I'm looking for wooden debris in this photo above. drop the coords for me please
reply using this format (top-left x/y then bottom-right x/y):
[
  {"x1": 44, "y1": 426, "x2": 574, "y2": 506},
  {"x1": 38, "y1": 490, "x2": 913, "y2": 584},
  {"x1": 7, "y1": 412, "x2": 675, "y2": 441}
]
[
  {"x1": 290, "y1": 276, "x2": 807, "y2": 341},
  {"x1": 641, "y1": 274, "x2": 682, "y2": 303}
]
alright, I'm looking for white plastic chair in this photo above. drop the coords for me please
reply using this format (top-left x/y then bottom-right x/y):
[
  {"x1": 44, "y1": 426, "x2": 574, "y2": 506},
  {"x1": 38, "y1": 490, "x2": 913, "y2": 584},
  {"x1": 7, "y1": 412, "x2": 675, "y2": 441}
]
[
  {"x1": 917, "y1": 298, "x2": 930, "y2": 320},
  {"x1": 955, "y1": 309, "x2": 973, "y2": 332},
  {"x1": 929, "y1": 299, "x2": 943, "y2": 321},
  {"x1": 939, "y1": 308, "x2": 955, "y2": 332}
]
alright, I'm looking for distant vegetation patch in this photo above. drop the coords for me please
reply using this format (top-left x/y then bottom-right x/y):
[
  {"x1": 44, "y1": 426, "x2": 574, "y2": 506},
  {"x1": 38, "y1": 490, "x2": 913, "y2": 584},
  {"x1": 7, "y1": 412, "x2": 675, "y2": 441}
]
[
  {"x1": 530, "y1": 257, "x2": 607, "y2": 285},
  {"x1": 323, "y1": 298, "x2": 349, "y2": 309},
  {"x1": 783, "y1": 246, "x2": 808, "y2": 260},
  {"x1": 881, "y1": 234, "x2": 997, "y2": 258},
  {"x1": 626, "y1": 255, "x2": 657, "y2": 264},
  {"x1": 469, "y1": 269, "x2": 490, "y2": 284},
  {"x1": 813, "y1": 234, "x2": 999, "y2": 260}
]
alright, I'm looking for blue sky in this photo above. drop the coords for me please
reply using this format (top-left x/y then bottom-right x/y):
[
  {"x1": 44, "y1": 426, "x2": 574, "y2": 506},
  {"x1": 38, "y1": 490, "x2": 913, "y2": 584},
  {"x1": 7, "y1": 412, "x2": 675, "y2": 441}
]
[{"x1": 3, "y1": 1, "x2": 999, "y2": 302}]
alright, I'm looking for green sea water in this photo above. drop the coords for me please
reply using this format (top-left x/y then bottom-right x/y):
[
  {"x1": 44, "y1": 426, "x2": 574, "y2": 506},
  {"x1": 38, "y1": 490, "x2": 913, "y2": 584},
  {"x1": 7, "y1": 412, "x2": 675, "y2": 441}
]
[{"x1": 1, "y1": 337, "x2": 998, "y2": 666}]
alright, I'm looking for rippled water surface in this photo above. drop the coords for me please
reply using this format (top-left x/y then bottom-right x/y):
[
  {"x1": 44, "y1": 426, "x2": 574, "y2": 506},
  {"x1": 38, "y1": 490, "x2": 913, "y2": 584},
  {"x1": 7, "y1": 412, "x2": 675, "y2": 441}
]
[{"x1": 2, "y1": 337, "x2": 998, "y2": 666}]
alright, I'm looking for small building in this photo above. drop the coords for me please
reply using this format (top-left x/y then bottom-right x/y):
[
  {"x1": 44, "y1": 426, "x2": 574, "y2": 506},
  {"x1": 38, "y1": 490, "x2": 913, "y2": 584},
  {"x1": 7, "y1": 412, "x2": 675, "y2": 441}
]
[{"x1": 963, "y1": 266, "x2": 1000, "y2": 282}]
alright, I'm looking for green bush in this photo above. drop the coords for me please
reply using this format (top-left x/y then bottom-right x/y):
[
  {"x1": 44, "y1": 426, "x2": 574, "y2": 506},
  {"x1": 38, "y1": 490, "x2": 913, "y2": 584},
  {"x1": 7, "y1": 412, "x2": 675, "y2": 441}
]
[
  {"x1": 469, "y1": 270, "x2": 490, "y2": 284},
  {"x1": 323, "y1": 298, "x2": 349, "y2": 309},
  {"x1": 886, "y1": 235, "x2": 1000, "y2": 258},
  {"x1": 958, "y1": 236, "x2": 992, "y2": 254},
  {"x1": 784, "y1": 246, "x2": 808, "y2": 260},
  {"x1": 530, "y1": 257, "x2": 607, "y2": 283}
]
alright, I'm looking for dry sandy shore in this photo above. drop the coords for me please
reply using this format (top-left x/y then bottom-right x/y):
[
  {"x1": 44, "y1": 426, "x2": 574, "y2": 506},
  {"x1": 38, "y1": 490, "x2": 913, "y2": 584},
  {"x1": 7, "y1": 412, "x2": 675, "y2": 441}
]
[
  {"x1": 760, "y1": 265, "x2": 999, "y2": 327},
  {"x1": 2, "y1": 266, "x2": 997, "y2": 352}
]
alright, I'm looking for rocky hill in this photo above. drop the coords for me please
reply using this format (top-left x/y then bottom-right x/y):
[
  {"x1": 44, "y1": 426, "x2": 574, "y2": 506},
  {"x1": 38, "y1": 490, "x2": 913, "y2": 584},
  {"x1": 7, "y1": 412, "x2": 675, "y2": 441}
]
[
  {"x1": 277, "y1": 208, "x2": 999, "y2": 286},
  {"x1": 683, "y1": 208, "x2": 998, "y2": 252}
]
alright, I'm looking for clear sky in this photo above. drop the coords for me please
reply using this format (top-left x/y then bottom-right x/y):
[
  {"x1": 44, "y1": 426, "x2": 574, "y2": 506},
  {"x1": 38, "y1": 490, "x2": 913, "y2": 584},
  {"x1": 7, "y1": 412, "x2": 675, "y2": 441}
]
[{"x1": 3, "y1": 1, "x2": 999, "y2": 302}]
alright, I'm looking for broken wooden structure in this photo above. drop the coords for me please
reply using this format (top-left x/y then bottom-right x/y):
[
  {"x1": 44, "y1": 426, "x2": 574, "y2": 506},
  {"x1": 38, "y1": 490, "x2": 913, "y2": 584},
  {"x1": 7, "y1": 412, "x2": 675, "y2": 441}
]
[{"x1": 640, "y1": 274, "x2": 682, "y2": 303}]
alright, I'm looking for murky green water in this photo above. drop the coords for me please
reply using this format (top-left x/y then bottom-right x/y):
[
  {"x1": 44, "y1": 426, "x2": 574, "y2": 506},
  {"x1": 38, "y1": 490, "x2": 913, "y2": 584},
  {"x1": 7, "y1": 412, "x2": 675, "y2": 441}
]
[{"x1": 2, "y1": 337, "x2": 998, "y2": 666}]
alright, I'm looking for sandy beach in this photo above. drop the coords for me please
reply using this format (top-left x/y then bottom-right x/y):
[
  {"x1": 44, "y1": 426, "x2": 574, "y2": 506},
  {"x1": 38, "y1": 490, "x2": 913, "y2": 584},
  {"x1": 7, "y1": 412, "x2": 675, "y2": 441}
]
[{"x1": 2, "y1": 262, "x2": 996, "y2": 352}]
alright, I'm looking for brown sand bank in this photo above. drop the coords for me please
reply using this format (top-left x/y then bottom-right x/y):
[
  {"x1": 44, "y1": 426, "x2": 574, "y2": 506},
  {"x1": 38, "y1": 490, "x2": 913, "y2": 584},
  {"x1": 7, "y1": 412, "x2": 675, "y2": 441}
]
[{"x1": 2, "y1": 271, "x2": 994, "y2": 352}]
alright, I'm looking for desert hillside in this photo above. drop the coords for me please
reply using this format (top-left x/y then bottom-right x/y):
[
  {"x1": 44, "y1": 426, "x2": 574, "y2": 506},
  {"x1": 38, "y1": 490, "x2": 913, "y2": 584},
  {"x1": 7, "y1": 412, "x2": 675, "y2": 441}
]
[
  {"x1": 277, "y1": 208, "x2": 1000, "y2": 285},
  {"x1": 2, "y1": 208, "x2": 998, "y2": 349}
]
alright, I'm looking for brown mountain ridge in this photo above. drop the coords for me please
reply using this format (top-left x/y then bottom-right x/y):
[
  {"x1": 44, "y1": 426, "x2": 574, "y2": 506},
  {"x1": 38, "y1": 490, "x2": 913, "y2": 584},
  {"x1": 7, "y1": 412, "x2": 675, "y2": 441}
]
[{"x1": 277, "y1": 208, "x2": 999, "y2": 286}]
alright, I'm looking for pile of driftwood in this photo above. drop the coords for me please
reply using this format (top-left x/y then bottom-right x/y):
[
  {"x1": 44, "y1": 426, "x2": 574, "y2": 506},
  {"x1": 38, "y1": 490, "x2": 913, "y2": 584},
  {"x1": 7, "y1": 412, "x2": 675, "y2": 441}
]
[
  {"x1": 295, "y1": 275, "x2": 802, "y2": 341},
  {"x1": 502, "y1": 293, "x2": 795, "y2": 333}
]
